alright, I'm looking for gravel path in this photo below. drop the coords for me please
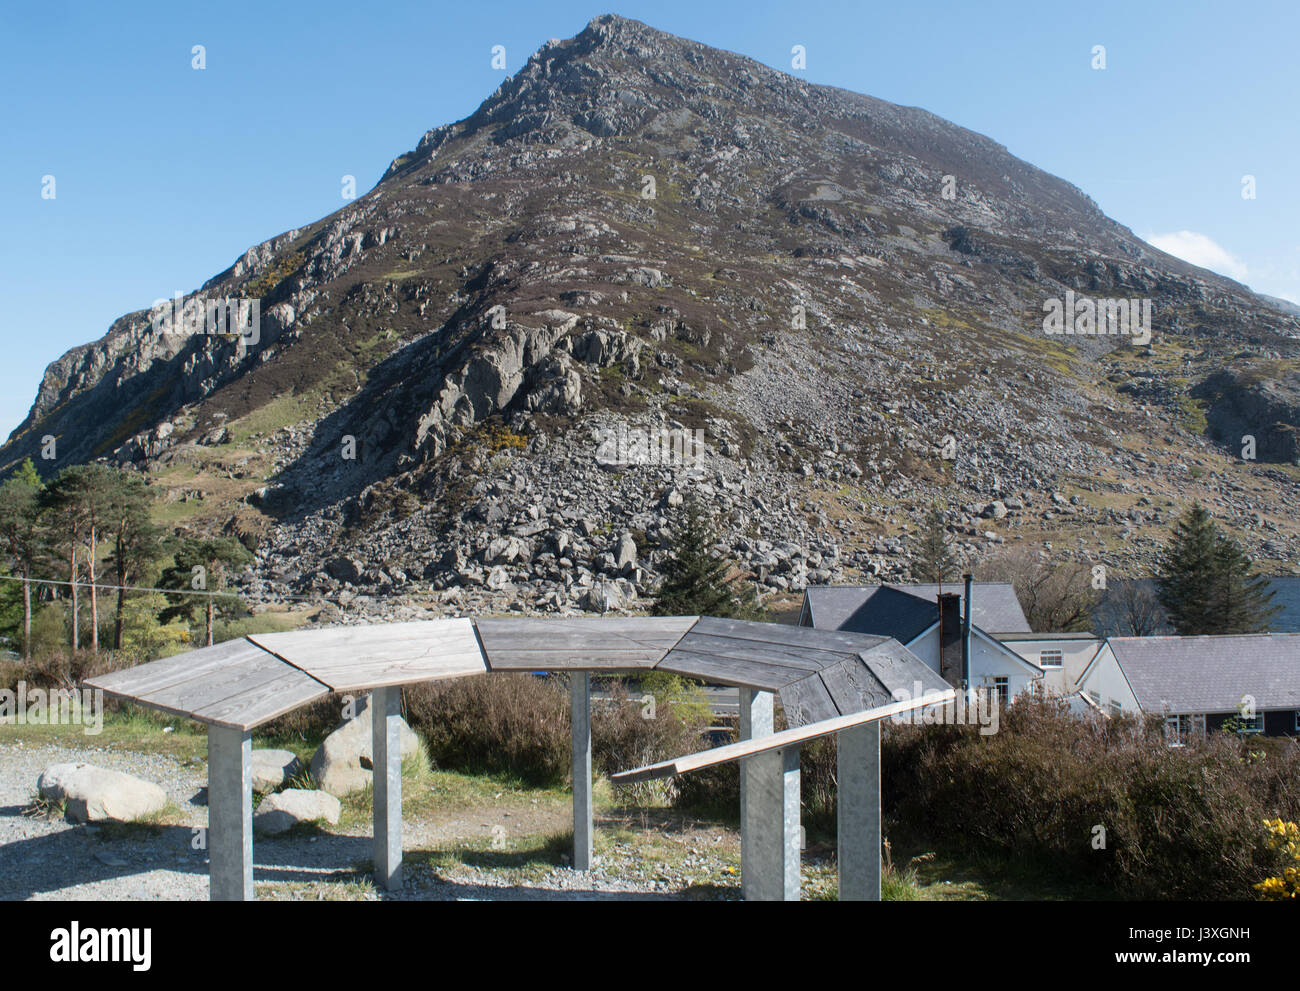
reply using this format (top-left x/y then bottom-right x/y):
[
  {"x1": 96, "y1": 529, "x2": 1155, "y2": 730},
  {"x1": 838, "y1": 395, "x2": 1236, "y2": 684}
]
[
  {"x1": 0, "y1": 740, "x2": 736, "y2": 900},
  {"x1": 0, "y1": 740, "x2": 211, "y2": 900}
]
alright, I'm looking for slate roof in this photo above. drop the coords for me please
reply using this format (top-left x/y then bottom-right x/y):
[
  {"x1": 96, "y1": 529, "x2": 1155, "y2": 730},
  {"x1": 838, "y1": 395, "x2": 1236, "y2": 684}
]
[
  {"x1": 1108, "y1": 634, "x2": 1300, "y2": 714},
  {"x1": 801, "y1": 582, "x2": 1031, "y2": 640},
  {"x1": 997, "y1": 632, "x2": 1100, "y2": 642}
]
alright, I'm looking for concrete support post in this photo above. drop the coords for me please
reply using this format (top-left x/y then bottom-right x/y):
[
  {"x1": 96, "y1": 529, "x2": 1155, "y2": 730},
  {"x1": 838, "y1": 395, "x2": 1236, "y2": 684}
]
[
  {"x1": 571, "y1": 671, "x2": 593, "y2": 871},
  {"x1": 371, "y1": 686, "x2": 403, "y2": 891},
  {"x1": 208, "y1": 724, "x2": 253, "y2": 901},
  {"x1": 837, "y1": 720, "x2": 881, "y2": 901},
  {"x1": 739, "y1": 688, "x2": 802, "y2": 901}
]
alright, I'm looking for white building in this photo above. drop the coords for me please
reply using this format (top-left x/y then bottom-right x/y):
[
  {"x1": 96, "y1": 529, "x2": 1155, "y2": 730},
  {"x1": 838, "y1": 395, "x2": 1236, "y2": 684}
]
[
  {"x1": 1075, "y1": 634, "x2": 1300, "y2": 740},
  {"x1": 799, "y1": 579, "x2": 1044, "y2": 702},
  {"x1": 802, "y1": 584, "x2": 1300, "y2": 741}
]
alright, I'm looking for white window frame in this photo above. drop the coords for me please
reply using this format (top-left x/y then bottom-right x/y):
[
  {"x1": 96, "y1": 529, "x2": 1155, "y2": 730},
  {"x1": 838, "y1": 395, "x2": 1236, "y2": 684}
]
[
  {"x1": 1233, "y1": 712, "x2": 1265, "y2": 735},
  {"x1": 984, "y1": 676, "x2": 1009, "y2": 707},
  {"x1": 1164, "y1": 713, "x2": 1206, "y2": 747},
  {"x1": 1039, "y1": 649, "x2": 1063, "y2": 669}
]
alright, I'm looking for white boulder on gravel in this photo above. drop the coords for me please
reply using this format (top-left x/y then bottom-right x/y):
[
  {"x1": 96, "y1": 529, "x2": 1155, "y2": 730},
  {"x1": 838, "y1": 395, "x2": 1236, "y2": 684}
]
[
  {"x1": 253, "y1": 789, "x2": 341, "y2": 835},
  {"x1": 37, "y1": 762, "x2": 168, "y2": 823},
  {"x1": 250, "y1": 749, "x2": 302, "y2": 794},
  {"x1": 309, "y1": 694, "x2": 420, "y2": 796}
]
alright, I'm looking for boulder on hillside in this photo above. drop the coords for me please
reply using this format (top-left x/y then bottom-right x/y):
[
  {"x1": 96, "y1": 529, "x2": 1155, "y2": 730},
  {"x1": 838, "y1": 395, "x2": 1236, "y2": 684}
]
[
  {"x1": 309, "y1": 694, "x2": 421, "y2": 797},
  {"x1": 253, "y1": 789, "x2": 341, "y2": 835},
  {"x1": 981, "y1": 500, "x2": 1008, "y2": 520},
  {"x1": 583, "y1": 580, "x2": 627, "y2": 613},
  {"x1": 37, "y1": 763, "x2": 167, "y2": 824},
  {"x1": 614, "y1": 532, "x2": 637, "y2": 571},
  {"x1": 251, "y1": 749, "x2": 302, "y2": 794},
  {"x1": 325, "y1": 557, "x2": 364, "y2": 584}
]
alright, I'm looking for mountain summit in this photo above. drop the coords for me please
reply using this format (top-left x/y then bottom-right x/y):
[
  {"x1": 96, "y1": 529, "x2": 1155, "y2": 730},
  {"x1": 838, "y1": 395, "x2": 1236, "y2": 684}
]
[{"x1": 6, "y1": 14, "x2": 1299, "y2": 614}]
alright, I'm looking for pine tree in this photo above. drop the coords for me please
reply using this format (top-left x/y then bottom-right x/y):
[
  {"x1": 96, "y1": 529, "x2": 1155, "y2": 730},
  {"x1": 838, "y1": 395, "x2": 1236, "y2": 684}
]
[
  {"x1": 42, "y1": 470, "x2": 88, "y2": 650},
  {"x1": 652, "y1": 497, "x2": 762, "y2": 619},
  {"x1": 1213, "y1": 535, "x2": 1278, "y2": 634},
  {"x1": 102, "y1": 471, "x2": 162, "y2": 650},
  {"x1": 160, "y1": 536, "x2": 253, "y2": 646},
  {"x1": 0, "y1": 461, "x2": 45, "y2": 659},
  {"x1": 1156, "y1": 503, "x2": 1278, "y2": 634},
  {"x1": 45, "y1": 463, "x2": 122, "y2": 652},
  {"x1": 911, "y1": 503, "x2": 956, "y2": 583},
  {"x1": 10, "y1": 458, "x2": 42, "y2": 489}
]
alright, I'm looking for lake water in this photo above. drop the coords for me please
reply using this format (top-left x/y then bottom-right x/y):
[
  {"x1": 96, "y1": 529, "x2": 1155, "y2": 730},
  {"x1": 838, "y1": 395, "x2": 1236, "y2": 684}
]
[{"x1": 1092, "y1": 577, "x2": 1300, "y2": 635}]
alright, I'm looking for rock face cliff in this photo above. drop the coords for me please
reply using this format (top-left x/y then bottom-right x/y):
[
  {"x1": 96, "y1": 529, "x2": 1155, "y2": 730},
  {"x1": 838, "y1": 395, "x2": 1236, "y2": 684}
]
[{"x1": 5, "y1": 14, "x2": 1299, "y2": 618}]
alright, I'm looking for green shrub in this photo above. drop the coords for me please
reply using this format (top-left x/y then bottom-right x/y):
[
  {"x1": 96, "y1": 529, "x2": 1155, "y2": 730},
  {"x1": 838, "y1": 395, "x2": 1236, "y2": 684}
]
[
  {"x1": 26, "y1": 602, "x2": 71, "y2": 659},
  {"x1": 799, "y1": 737, "x2": 839, "y2": 835},
  {"x1": 404, "y1": 674, "x2": 571, "y2": 786},
  {"x1": 882, "y1": 696, "x2": 1300, "y2": 899},
  {"x1": 257, "y1": 695, "x2": 343, "y2": 750},
  {"x1": 672, "y1": 759, "x2": 739, "y2": 817},
  {"x1": 401, "y1": 673, "x2": 715, "y2": 794},
  {"x1": 14, "y1": 647, "x2": 119, "y2": 691},
  {"x1": 667, "y1": 695, "x2": 1299, "y2": 897},
  {"x1": 593, "y1": 680, "x2": 709, "y2": 805},
  {"x1": 666, "y1": 726, "x2": 838, "y2": 831}
]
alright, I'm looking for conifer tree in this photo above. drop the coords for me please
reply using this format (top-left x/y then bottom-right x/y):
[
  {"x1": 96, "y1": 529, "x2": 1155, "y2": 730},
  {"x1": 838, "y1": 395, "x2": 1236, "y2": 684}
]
[
  {"x1": 103, "y1": 471, "x2": 162, "y2": 650},
  {"x1": 1156, "y1": 502, "x2": 1278, "y2": 634},
  {"x1": 46, "y1": 463, "x2": 123, "y2": 652},
  {"x1": 911, "y1": 503, "x2": 956, "y2": 584},
  {"x1": 160, "y1": 536, "x2": 253, "y2": 646},
  {"x1": 652, "y1": 497, "x2": 762, "y2": 619},
  {"x1": 0, "y1": 459, "x2": 45, "y2": 658}
]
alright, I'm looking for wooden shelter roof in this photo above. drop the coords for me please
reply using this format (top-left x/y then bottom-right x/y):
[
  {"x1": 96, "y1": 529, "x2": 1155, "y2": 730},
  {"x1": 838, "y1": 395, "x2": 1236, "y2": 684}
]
[{"x1": 85, "y1": 615, "x2": 950, "y2": 731}]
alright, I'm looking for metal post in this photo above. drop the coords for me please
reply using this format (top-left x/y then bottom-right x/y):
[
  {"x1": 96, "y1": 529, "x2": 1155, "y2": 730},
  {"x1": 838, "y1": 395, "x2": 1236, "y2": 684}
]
[
  {"x1": 740, "y1": 688, "x2": 801, "y2": 900},
  {"x1": 208, "y1": 724, "x2": 253, "y2": 901},
  {"x1": 837, "y1": 720, "x2": 881, "y2": 901},
  {"x1": 571, "y1": 671, "x2": 593, "y2": 870},
  {"x1": 371, "y1": 687, "x2": 403, "y2": 891}
]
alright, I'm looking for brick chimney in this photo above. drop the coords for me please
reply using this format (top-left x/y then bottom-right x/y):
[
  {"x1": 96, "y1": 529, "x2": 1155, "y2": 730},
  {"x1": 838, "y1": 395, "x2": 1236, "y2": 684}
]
[{"x1": 938, "y1": 592, "x2": 963, "y2": 687}]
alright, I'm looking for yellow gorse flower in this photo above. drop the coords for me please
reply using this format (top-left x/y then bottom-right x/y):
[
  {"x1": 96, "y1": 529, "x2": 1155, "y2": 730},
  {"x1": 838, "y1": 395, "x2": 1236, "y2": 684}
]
[{"x1": 1254, "y1": 819, "x2": 1300, "y2": 900}]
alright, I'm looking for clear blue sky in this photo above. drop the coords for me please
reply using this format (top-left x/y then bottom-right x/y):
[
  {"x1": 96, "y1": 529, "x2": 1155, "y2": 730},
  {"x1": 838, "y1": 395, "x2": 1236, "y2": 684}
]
[{"x1": 2, "y1": 0, "x2": 1296, "y2": 441}]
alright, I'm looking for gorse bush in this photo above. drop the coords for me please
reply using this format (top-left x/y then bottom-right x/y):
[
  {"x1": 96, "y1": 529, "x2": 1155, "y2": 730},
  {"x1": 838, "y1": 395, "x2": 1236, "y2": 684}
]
[
  {"x1": 666, "y1": 707, "x2": 839, "y2": 828},
  {"x1": 664, "y1": 695, "x2": 1300, "y2": 896},
  {"x1": 9, "y1": 647, "x2": 121, "y2": 692},
  {"x1": 594, "y1": 681, "x2": 710, "y2": 805},
  {"x1": 1253, "y1": 819, "x2": 1300, "y2": 900},
  {"x1": 799, "y1": 737, "x2": 839, "y2": 834},
  {"x1": 403, "y1": 673, "x2": 714, "y2": 790},
  {"x1": 405, "y1": 674, "x2": 572, "y2": 786},
  {"x1": 881, "y1": 696, "x2": 1300, "y2": 899},
  {"x1": 479, "y1": 423, "x2": 529, "y2": 454}
]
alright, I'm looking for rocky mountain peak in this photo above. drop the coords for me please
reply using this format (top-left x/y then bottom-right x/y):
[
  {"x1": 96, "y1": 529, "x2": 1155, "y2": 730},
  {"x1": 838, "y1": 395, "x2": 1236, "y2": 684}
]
[
  {"x1": 5, "y1": 16, "x2": 1299, "y2": 620},
  {"x1": 380, "y1": 13, "x2": 743, "y2": 181}
]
